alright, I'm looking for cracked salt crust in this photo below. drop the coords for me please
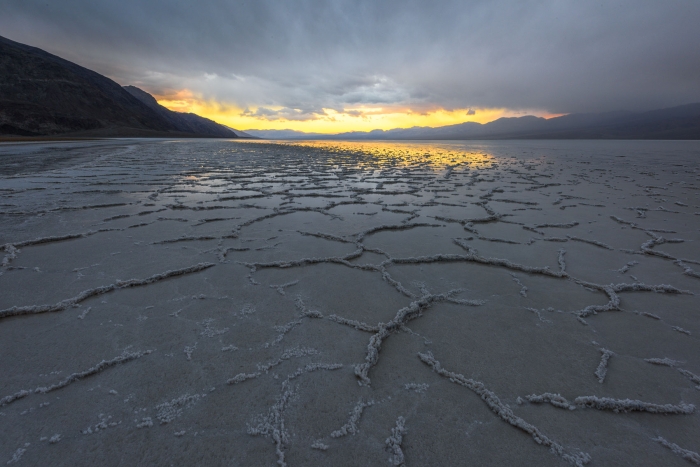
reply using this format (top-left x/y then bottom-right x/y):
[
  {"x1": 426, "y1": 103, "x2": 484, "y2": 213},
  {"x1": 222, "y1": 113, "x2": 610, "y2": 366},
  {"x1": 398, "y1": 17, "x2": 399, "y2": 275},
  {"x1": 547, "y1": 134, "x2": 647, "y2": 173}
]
[{"x1": 0, "y1": 139, "x2": 699, "y2": 465}]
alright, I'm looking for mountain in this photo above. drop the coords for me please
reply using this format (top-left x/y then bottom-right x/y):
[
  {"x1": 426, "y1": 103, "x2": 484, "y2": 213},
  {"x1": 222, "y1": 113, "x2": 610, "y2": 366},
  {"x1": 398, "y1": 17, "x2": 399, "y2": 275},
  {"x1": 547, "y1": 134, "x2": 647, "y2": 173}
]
[
  {"x1": 122, "y1": 86, "x2": 239, "y2": 138},
  {"x1": 223, "y1": 126, "x2": 257, "y2": 138},
  {"x1": 0, "y1": 35, "x2": 239, "y2": 138},
  {"x1": 246, "y1": 104, "x2": 700, "y2": 140}
]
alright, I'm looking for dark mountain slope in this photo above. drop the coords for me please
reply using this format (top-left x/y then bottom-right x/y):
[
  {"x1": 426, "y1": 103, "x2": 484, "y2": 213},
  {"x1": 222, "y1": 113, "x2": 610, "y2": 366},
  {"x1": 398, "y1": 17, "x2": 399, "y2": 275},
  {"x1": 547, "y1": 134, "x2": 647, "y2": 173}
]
[
  {"x1": 122, "y1": 85, "x2": 237, "y2": 138},
  {"x1": 493, "y1": 104, "x2": 700, "y2": 140},
  {"x1": 0, "y1": 35, "x2": 174, "y2": 136},
  {"x1": 0, "y1": 35, "x2": 237, "y2": 138}
]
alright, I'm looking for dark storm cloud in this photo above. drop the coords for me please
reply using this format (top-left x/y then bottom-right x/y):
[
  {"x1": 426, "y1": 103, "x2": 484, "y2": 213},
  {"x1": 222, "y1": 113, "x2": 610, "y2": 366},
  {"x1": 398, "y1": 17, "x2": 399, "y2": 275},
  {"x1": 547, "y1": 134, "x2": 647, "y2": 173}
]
[{"x1": 2, "y1": 0, "x2": 699, "y2": 114}]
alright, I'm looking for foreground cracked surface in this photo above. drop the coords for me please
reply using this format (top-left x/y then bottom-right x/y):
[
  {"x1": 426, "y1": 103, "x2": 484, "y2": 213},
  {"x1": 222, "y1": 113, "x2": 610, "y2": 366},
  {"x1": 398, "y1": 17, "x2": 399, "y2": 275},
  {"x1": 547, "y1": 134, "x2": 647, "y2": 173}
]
[{"x1": 0, "y1": 139, "x2": 699, "y2": 465}]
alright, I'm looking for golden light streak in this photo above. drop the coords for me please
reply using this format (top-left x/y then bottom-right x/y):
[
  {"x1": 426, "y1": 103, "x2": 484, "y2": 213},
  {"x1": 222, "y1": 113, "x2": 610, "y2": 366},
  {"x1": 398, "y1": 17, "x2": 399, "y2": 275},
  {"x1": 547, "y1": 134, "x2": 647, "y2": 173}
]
[{"x1": 284, "y1": 140, "x2": 496, "y2": 169}]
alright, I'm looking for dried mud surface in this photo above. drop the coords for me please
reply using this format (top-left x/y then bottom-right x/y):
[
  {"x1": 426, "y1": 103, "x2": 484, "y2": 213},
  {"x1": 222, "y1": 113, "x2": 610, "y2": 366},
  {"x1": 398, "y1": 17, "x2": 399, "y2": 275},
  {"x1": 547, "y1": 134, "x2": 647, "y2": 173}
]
[{"x1": 0, "y1": 138, "x2": 699, "y2": 466}]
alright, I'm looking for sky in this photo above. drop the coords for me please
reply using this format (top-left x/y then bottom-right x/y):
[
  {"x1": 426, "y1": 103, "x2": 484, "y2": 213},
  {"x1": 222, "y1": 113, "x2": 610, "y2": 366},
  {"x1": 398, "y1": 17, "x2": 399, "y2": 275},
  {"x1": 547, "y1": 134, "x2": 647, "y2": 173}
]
[{"x1": 2, "y1": 0, "x2": 700, "y2": 133}]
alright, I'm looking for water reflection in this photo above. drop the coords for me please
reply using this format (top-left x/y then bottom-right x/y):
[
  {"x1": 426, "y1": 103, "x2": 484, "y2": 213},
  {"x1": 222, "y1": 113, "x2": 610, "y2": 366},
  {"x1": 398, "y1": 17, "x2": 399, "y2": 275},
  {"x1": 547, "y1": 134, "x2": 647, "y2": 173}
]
[
  {"x1": 229, "y1": 139, "x2": 495, "y2": 171},
  {"x1": 285, "y1": 140, "x2": 496, "y2": 170}
]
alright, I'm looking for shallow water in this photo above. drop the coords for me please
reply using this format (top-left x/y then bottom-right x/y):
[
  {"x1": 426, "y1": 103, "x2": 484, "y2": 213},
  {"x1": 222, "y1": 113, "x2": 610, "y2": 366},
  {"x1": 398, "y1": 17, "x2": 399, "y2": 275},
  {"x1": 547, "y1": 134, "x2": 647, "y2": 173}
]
[{"x1": 0, "y1": 138, "x2": 699, "y2": 466}]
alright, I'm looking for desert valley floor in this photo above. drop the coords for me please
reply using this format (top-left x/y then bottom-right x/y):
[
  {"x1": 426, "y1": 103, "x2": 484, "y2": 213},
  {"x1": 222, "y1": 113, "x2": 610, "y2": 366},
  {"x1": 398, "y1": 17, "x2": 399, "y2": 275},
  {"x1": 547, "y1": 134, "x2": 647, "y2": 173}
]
[{"x1": 0, "y1": 139, "x2": 699, "y2": 466}]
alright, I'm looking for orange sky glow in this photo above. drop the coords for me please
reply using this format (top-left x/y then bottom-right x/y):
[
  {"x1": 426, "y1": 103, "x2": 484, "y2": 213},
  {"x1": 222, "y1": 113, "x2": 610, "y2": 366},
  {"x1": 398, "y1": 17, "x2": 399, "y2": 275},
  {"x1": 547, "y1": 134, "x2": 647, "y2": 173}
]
[{"x1": 155, "y1": 89, "x2": 563, "y2": 134}]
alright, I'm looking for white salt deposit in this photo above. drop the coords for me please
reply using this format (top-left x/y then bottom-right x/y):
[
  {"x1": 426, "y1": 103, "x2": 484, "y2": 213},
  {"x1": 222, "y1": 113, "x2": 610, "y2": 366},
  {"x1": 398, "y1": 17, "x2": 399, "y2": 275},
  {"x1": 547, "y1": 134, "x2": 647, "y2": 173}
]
[
  {"x1": 330, "y1": 399, "x2": 375, "y2": 438},
  {"x1": 594, "y1": 348, "x2": 614, "y2": 383},
  {"x1": 654, "y1": 436, "x2": 700, "y2": 465},
  {"x1": 385, "y1": 416, "x2": 407, "y2": 466}
]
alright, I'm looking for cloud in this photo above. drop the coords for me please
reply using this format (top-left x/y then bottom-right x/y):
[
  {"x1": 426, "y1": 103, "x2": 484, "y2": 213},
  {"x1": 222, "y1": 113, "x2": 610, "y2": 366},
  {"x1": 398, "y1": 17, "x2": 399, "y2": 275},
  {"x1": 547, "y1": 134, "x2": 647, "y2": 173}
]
[
  {"x1": 466, "y1": 109, "x2": 476, "y2": 116},
  {"x1": 240, "y1": 106, "x2": 328, "y2": 121},
  {"x1": 1, "y1": 0, "x2": 699, "y2": 114}
]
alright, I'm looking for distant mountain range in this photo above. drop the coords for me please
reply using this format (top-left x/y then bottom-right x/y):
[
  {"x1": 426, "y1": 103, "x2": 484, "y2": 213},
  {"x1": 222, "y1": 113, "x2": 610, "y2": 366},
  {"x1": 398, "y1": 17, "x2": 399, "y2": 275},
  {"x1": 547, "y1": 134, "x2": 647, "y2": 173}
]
[
  {"x1": 247, "y1": 103, "x2": 700, "y2": 140},
  {"x1": 0, "y1": 35, "x2": 246, "y2": 138}
]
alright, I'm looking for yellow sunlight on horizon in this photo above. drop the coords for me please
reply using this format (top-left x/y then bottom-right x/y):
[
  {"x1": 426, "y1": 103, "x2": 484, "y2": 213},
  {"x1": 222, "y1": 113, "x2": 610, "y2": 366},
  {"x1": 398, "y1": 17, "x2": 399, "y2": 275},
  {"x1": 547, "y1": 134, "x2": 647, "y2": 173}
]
[{"x1": 154, "y1": 90, "x2": 562, "y2": 134}]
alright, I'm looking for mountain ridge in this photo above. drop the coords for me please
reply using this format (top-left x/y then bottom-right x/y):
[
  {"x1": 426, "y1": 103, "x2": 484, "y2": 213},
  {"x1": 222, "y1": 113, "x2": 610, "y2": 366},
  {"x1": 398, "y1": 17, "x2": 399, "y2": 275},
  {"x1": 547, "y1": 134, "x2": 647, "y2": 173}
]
[
  {"x1": 0, "y1": 35, "x2": 241, "y2": 138},
  {"x1": 246, "y1": 103, "x2": 700, "y2": 140},
  {"x1": 122, "y1": 85, "x2": 239, "y2": 138}
]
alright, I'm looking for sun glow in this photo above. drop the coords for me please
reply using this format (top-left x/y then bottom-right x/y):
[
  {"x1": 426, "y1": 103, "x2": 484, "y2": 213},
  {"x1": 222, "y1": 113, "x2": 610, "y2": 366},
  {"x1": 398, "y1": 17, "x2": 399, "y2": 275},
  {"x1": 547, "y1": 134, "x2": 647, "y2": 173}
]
[{"x1": 154, "y1": 90, "x2": 562, "y2": 134}]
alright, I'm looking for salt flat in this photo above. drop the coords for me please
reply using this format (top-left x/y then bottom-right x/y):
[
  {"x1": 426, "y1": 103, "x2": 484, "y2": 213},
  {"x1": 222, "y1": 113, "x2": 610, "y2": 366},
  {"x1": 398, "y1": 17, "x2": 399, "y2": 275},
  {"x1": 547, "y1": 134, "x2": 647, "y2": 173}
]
[{"x1": 0, "y1": 138, "x2": 699, "y2": 466}]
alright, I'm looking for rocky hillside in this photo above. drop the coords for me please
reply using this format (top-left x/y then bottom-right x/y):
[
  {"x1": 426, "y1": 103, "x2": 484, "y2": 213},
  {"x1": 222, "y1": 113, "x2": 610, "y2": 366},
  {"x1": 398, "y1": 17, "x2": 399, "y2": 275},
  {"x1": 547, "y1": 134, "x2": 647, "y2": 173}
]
[
  {"x1": 0, "y1": 35, "x2": 238, "y2": 138},
  {"x1": 122, "y1": 85, "x2": 238, "y2": 138}
]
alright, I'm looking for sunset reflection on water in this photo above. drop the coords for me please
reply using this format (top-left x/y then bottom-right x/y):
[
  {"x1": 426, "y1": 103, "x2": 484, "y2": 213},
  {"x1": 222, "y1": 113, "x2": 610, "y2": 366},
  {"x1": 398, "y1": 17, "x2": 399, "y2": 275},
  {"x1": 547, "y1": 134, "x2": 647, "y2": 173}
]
[
  {"x1": 285, "y1": 140, "x2": 496, "y2": 170},
  {"x1": 227, "y1": 139, "x2": 495, "y2": 171}
]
